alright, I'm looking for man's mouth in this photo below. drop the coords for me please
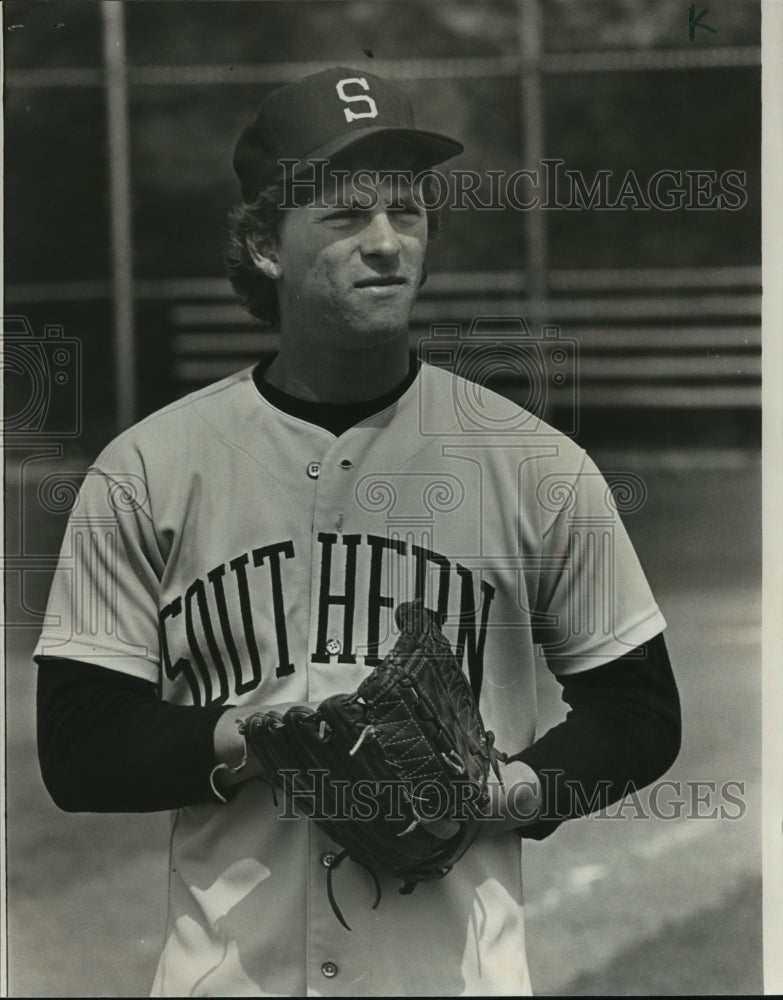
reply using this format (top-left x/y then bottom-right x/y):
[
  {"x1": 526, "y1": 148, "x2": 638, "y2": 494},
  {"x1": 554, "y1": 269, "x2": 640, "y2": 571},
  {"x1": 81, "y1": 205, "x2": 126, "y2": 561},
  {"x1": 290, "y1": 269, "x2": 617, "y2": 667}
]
[{"x1": 353, "y1": 276, "x2": 408, "y2": 289}]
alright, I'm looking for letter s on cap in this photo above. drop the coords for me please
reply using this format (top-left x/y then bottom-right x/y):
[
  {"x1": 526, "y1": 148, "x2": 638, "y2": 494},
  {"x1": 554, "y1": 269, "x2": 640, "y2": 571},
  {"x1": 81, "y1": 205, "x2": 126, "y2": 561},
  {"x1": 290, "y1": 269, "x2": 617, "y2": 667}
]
[{"x1": 335, "y1": 78, "x2": 379, "y2": 122}]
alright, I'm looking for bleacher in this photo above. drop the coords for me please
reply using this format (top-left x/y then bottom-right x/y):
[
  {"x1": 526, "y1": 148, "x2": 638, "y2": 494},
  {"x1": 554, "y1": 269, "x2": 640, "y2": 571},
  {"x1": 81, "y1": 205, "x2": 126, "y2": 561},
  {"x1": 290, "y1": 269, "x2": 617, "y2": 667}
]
[{"x1": 164, "y1": 265, "x2": 761, "y2": 441}]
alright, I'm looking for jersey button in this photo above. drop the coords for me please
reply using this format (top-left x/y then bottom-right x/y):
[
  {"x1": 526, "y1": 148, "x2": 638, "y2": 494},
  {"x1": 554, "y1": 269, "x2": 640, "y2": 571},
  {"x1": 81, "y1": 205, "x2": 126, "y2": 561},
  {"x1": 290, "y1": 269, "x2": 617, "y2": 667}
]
[
  {"x1": 325, "y1": 637, "x2": 342, "y2": 656},
  {"x1": 321, "y1": 961, "x2": 338, "y2": 978},
  {"x1": 339, "y1": 459, "x2": 353, "y2": 469},
  {"x1": 321, "y1": 852, "x2": 337, "y2": 868},
  {"x1": 307, "y1": 461, "x2": 321, "y2": 479}
]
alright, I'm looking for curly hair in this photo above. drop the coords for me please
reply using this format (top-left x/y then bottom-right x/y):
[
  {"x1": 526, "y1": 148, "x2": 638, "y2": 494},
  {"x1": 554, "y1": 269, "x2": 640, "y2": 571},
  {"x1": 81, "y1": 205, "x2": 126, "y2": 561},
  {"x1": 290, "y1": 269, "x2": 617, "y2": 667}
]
[{"x1": 225, "y1": 171, "x2": 442, "y2": 328}]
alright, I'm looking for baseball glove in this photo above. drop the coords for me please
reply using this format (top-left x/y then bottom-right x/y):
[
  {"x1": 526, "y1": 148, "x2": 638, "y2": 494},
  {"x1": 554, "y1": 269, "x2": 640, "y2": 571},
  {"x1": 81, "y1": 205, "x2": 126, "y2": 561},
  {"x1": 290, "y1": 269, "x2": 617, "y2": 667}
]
[{"x1": 242, "y1": 599, "x2": 507, "y2": 929}]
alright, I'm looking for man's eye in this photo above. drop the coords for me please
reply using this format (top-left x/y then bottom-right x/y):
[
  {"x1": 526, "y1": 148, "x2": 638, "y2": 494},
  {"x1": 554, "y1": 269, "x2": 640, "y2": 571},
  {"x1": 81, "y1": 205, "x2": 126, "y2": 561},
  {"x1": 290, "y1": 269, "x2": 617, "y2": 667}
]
[
  {"x1": 323, "y1": 209, "x2": 360, "y2": 222},
  {"x1": 389, "y1": 204, "x2": 422, "y2": 218}
]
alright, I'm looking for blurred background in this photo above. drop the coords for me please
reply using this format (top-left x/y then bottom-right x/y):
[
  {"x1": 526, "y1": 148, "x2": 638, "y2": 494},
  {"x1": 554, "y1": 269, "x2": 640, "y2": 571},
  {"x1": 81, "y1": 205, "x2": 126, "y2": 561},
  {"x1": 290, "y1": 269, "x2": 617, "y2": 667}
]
[{"x1": 3, "y1": 0, "x2": 762, "y2": 995}]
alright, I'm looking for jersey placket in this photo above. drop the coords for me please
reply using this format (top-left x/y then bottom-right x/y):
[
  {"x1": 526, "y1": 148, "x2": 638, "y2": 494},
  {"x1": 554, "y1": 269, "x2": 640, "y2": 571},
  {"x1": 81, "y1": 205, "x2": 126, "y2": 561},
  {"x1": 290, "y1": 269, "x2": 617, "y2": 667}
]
[
  {"x1": 304, "y1": 438, "x2": 376, "y2": 993},
  {"x1": 306, "y1": 828, "x2": 378, "y2": 994},
  {"x1": 306, "y1": 441, "x2": 363, "y2": 703}
]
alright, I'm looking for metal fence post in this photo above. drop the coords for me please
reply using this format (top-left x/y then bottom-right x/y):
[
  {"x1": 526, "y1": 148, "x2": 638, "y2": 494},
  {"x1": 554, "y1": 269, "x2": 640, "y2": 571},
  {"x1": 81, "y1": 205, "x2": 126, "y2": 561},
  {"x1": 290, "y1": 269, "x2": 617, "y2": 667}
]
[{"x1": 102, "y1": 0, "x2": 136, "y2": 431}]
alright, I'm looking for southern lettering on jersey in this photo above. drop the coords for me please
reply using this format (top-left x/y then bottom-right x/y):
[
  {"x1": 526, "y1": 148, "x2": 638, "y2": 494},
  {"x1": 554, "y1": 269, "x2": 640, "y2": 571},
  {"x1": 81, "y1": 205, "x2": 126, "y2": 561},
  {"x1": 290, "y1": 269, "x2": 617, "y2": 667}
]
[{"x1": 159, "y1": 534, "x2": 495, "y2": 706}]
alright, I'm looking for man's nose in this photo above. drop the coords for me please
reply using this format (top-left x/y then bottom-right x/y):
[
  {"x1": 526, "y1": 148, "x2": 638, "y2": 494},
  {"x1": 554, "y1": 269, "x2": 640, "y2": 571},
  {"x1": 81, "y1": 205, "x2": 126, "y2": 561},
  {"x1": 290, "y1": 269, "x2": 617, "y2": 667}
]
[{"x1": 360, "y1": 211, "x2": 401, "y2": 260}]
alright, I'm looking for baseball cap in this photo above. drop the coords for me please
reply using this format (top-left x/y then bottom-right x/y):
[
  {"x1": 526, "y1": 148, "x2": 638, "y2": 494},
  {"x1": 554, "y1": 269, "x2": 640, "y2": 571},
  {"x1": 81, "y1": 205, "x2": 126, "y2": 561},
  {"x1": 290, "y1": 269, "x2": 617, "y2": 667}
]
[{"x1": 233, "y1": 65, "x2": 464, "y2": 202}]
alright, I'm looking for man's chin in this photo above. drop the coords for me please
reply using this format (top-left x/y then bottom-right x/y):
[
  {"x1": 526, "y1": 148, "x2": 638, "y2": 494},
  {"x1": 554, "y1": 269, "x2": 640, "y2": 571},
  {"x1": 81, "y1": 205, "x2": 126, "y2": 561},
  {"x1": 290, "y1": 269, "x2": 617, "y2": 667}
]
[
  {"x1": 352, "y1": 324, "x2": 411, "y2": 348},
  {"x1": 343, "y1": 309, "x2": 413, "y2": 344}
]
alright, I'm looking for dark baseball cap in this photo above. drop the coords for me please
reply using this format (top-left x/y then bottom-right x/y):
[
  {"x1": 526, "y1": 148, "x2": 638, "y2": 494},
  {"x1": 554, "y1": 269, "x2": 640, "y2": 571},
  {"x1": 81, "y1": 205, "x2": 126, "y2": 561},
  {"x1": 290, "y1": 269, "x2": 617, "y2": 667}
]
[{"x1": 233, "y1": 65, "x2": 464, "y2": 202}]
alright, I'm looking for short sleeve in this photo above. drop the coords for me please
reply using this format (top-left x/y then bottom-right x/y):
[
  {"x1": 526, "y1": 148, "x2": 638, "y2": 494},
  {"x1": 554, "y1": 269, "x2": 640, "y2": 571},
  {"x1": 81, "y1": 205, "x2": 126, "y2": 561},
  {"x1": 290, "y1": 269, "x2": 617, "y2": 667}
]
[
  {"x1": 33, "y1": 460, "x2": 163, "y2": 684},
  {"x1": 533, "y1": 451, "x2": 666, "y2": 675}
]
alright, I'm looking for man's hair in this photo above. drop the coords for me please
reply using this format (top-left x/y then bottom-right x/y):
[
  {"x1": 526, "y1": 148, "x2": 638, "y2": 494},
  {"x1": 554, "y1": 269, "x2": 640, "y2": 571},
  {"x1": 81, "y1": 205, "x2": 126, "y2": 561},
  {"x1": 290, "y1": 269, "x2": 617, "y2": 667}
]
[
  {"x1": 225, "y1": 173, "x2": 442, "y2": 328},
  {"x1": 225, "y1": 179, "x2": 288, "y2": 327}
]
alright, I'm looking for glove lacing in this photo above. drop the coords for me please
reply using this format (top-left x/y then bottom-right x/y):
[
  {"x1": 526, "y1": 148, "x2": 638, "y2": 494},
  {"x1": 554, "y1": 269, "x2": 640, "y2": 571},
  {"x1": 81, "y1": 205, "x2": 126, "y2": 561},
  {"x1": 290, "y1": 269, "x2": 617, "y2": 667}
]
[{"x1": 326, "y1": 850, "x2": 382, "y2": 931}]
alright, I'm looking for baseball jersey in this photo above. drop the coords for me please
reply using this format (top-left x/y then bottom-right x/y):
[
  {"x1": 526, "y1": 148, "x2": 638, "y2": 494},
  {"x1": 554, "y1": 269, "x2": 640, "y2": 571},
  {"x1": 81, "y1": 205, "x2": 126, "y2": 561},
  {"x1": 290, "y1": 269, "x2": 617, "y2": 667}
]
[{"x1": 35, "y1": 361, "x2": 666, "y2": 996}]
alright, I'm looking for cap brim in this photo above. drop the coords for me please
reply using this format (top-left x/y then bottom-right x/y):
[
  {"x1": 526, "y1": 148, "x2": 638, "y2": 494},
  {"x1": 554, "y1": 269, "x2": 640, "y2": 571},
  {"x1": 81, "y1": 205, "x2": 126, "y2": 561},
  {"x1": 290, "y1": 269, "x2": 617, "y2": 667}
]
[{"x1": 273, "y1": 126, "x2": 464, "y2": 180}]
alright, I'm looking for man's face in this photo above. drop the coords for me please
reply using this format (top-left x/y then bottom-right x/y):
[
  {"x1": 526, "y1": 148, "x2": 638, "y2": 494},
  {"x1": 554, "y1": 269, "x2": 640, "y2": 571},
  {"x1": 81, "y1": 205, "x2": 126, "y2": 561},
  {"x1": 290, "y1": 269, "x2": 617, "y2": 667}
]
[{"x1": 273, "y1": 169, "x2": 428, "y2": 347}]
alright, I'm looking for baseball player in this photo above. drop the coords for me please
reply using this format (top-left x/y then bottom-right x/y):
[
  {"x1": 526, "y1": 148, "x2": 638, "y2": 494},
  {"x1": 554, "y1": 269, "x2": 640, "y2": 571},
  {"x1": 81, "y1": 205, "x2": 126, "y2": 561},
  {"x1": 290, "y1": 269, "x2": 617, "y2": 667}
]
[{"x1": 35, "y1": 66, "x2": 681, "y2": 996}]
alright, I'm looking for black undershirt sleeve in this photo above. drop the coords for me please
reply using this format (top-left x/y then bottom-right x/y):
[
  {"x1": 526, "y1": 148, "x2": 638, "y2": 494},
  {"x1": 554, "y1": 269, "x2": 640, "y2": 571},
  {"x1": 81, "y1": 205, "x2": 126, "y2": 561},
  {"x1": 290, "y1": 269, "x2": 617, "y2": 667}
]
[
  {"x1": 36, "y1": 658, "x2": 227, "y2": 812},
  {"x1": 36, "y1": 632, "x2": 680, "y2": 820},
  {"x1": 514, "y1": 631, "x2": 681, "y2": 840}
]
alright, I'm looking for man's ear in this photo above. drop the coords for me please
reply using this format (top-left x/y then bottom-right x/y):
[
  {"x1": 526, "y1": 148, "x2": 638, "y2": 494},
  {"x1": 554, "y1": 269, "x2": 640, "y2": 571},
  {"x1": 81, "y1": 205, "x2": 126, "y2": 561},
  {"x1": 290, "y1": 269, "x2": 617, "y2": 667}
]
[{"x1": 247, "y1": 235, "x2": 282, "y2": 280}]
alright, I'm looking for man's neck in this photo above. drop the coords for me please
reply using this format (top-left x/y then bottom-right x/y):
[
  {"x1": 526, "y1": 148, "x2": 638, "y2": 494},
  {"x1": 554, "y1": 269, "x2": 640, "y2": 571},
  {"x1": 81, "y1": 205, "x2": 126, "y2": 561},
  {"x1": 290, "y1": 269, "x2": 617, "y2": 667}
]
[{"x1": 263, "y1": 332, "x2": 411, "y2": 403}]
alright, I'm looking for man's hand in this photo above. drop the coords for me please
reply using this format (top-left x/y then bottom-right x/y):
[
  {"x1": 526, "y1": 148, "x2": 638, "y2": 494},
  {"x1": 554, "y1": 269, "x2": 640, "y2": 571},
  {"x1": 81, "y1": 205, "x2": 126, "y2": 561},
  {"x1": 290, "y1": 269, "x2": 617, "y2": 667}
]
[
  {"x1": 212, "y1": 701, "x2": 309, "y2": 793},
  {"x1": 420, "y1": 758, "x2": 541, "y2": 840},
  {"x1": 479, "y1": 758, "x2": 542, "y2": 838}
]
